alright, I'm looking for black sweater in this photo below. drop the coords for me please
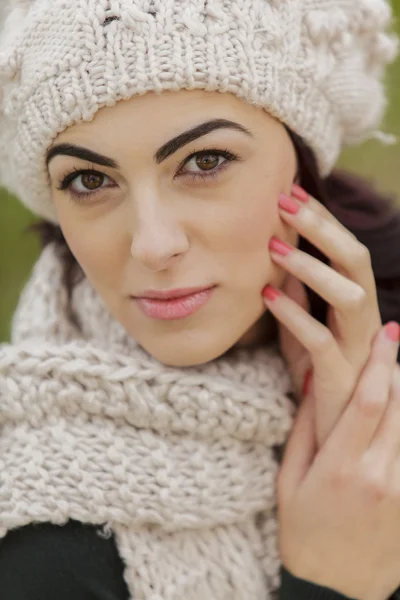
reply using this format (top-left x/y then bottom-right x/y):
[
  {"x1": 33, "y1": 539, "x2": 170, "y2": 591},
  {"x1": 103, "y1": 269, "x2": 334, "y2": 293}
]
[{"x1": 1, "y1": 520, "x2": 398, "y2": 600}]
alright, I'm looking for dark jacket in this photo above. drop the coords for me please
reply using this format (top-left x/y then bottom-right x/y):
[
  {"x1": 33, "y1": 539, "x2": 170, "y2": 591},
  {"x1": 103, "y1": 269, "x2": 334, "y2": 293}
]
[{"x1": 1, "y1": 519, "x2": 399, "y2": 600}]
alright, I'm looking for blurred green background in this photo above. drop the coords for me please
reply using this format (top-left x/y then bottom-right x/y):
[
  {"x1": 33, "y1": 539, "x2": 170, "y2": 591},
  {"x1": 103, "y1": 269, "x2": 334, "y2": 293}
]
[{"x1": 1, "y1": 5, "x2": 400, "y2": 342}]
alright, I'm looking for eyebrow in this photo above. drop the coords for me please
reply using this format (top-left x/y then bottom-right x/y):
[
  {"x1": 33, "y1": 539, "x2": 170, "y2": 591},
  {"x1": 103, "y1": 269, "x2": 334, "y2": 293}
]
[{"x1": 45, "y1": 118, "x2": 253, "y2": 171}]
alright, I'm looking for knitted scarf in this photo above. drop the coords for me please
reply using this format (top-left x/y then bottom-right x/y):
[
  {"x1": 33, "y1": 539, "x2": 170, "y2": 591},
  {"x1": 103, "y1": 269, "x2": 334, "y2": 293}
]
[{"x1": 0, "y1": 243, "x2": 297, "y2": 600}]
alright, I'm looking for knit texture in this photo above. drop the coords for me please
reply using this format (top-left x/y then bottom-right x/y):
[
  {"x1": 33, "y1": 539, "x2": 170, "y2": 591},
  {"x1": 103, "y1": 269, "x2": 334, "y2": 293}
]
[
  {"x1": 0, "y1": 244, "x2": 297, "y2": 600},
  {"x1": 0, "y1": 0, "x2": 397, "y2": 223}
]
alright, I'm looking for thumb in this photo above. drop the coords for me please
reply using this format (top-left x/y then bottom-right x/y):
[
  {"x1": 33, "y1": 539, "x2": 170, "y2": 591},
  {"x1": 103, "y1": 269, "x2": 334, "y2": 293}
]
[{"x1": 277, "y1": 392, "x2": 316, "y2": 500}]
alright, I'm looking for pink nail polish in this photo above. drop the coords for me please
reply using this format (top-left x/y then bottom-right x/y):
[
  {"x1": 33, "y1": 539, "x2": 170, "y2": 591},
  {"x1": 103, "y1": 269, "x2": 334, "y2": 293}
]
[
  {"x1": 279, "y1": 193, "x2": 301, "y2": 215},
  {"x1": 262, "y1": 285, "x2": 281, "y2": 301},
  {"x1": 385, "y1": 322, "x2": 400, "y2": 342},
  {"x1": 269, "y1": 236, "x2": 293, "y2": 257},
  {"x1": 291, "y1": 184, "x2": 310, "y2": 203}
]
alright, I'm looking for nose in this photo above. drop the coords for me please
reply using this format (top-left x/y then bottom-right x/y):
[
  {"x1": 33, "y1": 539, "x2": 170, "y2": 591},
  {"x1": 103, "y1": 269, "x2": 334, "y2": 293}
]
[{"x1": 130, "y1": 196, "x2": 189, "y2": 272}]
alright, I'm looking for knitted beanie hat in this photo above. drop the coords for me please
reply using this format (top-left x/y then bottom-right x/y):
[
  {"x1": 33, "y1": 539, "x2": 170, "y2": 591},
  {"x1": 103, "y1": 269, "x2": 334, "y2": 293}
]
[{"x1": 0, "y1": 0, "x2": 397, "y2": 224}]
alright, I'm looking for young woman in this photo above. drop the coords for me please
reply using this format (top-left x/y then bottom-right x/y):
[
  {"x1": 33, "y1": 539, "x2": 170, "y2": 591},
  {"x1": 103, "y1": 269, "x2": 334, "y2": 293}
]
[{"x1": 0, "y1": 1, "x2": 400, "y2": 599}]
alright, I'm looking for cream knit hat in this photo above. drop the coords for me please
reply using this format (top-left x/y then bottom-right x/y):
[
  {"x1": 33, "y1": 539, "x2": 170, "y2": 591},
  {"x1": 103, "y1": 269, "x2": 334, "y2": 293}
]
[{"x1": 0, "y1": 0, "x2": 398, "y2": 224}]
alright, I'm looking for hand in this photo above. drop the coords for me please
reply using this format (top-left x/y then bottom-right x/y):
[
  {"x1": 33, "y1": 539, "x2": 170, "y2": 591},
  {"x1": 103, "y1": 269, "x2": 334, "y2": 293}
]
[
  {"x1": 263, "y1": 184, "x2": 383, "y2": 447},
  {"x1": 276, "y1": 324, "x2": 400, "y2": 600}
]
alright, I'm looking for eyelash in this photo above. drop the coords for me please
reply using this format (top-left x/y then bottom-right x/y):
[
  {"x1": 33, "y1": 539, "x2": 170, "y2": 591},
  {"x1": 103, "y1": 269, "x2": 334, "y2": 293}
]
[{"x1": 56, "y1": 148, "x2": 240, "y2": 203}]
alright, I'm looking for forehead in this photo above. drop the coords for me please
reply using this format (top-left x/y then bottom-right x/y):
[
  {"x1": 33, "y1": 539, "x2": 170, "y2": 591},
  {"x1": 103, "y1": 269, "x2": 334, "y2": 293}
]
[{"x1": 53, "y1": 89, "x2": 276, "y2": 144}]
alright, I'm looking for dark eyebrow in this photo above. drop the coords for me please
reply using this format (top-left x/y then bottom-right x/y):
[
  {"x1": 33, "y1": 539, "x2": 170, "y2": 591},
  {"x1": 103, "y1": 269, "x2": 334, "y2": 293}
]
[
  {"x1": 154, "y1": 119, "x2": 253, "y2": 163},
  {"x1": 45, "y1": 118, "x2": 253, "y2": 171},
  {"x1": 46, "y1": 144, "x2": 120, "y2": 171}
]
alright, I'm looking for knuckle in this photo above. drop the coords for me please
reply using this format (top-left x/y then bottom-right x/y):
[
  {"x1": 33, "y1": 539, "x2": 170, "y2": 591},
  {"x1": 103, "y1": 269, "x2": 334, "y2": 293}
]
[
  {"x1": 345, "y1": 285, "x2": 368, "y2": 311},
  {"x1": 351, "y1": 243, "x2": 372, "y2": 268},
  {"x1": 308, "y1": 328, "x2": 335, "y2": 354},
  {"x1": 362, "y1": 471, "x2": 389, "y2": 502},
  {"x1": 355, "y1": 391, "x2": 386, "y2": 418}
]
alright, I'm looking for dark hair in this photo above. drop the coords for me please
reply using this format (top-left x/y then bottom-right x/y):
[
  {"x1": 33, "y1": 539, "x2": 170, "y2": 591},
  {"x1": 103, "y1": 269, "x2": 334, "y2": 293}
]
[{"x1": 29, "y1": 131, "x2": 400, "y2": 340}]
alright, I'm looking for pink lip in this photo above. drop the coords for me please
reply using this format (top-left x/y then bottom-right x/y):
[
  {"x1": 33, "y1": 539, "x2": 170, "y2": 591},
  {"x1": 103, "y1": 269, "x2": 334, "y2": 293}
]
[
  {"x1": 137, "y1": 286, "x2": 214, "y2": 300},
  {"x1": 134, "y1": 286, "x2": 216, "y2": 320}
]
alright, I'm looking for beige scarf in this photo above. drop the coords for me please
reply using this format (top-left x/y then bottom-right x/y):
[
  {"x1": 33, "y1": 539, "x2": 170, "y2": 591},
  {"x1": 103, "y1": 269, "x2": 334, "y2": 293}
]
[{"x1": 0, "y1": 243, "x2": 297, "y2": 600}]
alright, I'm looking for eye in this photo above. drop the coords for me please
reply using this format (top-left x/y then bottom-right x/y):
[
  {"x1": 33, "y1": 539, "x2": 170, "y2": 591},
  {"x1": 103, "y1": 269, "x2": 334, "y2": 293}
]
[
  {"x1": 56, "y1": 168, "x2": 115, "y2": 202},
  {"x1": 178, "y1": 148, "x2": 239, "y2": 181},
  {"x1": 56, "y1": 148, "x2": 240, "y2": 203}
]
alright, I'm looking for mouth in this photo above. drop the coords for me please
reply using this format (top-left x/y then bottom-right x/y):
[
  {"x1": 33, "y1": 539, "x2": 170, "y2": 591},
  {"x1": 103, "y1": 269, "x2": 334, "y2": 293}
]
[{"x1": 133, "y1": 285, "x2": 217, "y2": 320}]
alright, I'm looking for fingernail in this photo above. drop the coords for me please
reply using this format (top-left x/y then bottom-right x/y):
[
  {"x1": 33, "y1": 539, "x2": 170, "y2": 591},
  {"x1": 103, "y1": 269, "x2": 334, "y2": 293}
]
[
  {"x1": 279, "y1": 193, "x2": 301, "y2": 215},
  {"x1": 385, "y1": 322, "x2": 400, "y2": 342},
  {"x1": 302, "y1": 368, "x2": 313, "y2": 396},
  {"x1": 269, "y1": 236, "x2": 293, "y2": 257},
  {"x1": 291, "y1": 184, "x2": 310, "y2": 203},
  {"x1": 262, "y1": 285, "x2": 282, "y2": 301}
]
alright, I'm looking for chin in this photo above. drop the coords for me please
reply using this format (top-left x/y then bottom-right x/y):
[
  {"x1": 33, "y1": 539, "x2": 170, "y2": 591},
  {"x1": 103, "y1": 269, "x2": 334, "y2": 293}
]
[{"x1": 137, "y1": 330, "x2": 241, "y2": 368}]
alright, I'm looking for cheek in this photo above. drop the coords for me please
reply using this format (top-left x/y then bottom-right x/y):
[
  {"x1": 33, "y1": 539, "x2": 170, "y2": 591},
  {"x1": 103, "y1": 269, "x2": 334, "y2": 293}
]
[
  {"x1": 223, "y1": 154, "x2": 298, "y2": 256},
  {"x1": 209, "y1": 179, "x2": 280, "y2": 255},
  {"x1": 58, "y1": 209, "x2": 128, "y2": 290},
  {"x1": 229, "y1": 200, "x2": 276, "y2": 249},
  {"x1": 206, "y1": 169, "x2": 297, "y2": 291}
]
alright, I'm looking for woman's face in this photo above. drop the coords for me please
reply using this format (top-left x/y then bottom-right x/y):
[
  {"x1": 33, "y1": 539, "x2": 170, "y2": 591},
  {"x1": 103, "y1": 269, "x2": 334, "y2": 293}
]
[{"x1": 47, "y1": 90, "x2": 298, "y2": 366}]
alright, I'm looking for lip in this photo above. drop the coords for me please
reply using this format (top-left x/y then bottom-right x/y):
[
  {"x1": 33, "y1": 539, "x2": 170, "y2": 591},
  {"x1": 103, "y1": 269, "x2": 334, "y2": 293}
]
[
  {"x1": 136, "y1": 286, "x2": 215, "y2": 300},
  {"x1": 134, "y1": 286, "x2": 216, "y2": 320}
]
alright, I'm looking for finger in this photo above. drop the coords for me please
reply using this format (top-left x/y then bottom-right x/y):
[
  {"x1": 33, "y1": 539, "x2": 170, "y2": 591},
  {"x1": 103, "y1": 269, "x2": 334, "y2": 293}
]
[
  {"x1": 263, "y1": 284, "x2": 348, "y2": 385},
  {"x1": 264, "y1": 283, "x2": 357, "y2": 449},
  {"x1": 276, "y1": 190, "x2": 382, "y2": 364},
  {"x1": 277, "y1": 392, "x2": 316, "y2": 501},
  {"x1": 279, "y1": 275, "x2": 311, "y2": 401},
  {"x1": 282, "y1": 188, "x2": 377, "y2": 295},
  {"x1": 321, "y1": 323, "x2": 400, "y2": 466},
  {"x1": 276, "y1": 197, "x2": 382, "y2": 347},
  {"x1": 269, "y1": 237, "x2": 369, "y2": 315},
  {"x1": 365, "y1": 364, "x2": 400, "y2": 469},
  {"x1": 292, "y1": 184, "x2": 361, "y2": 243}
]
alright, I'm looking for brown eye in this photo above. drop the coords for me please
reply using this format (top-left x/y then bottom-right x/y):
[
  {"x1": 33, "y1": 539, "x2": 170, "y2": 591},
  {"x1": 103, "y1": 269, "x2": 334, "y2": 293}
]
[
  {"x1": 81, "y1": 172, "x2": 105, "y2": 190},
  {"x1": 57, "y1": 169, "x2": 116, "y2": 202},
  {"x1": 195, "y1": 154, "x2": 220, "y2": 171},
  {"x1": 178, "y1": 149, "x2": 238, "y2": 181}
]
